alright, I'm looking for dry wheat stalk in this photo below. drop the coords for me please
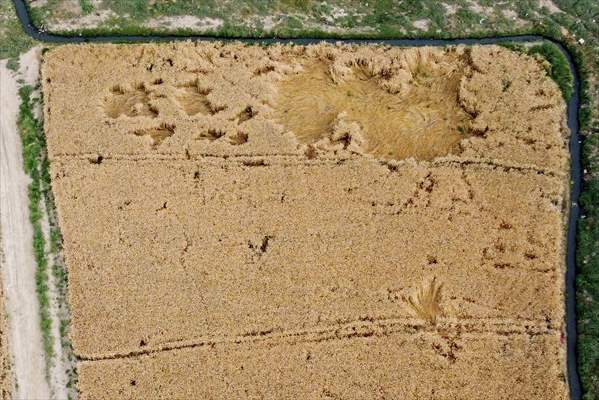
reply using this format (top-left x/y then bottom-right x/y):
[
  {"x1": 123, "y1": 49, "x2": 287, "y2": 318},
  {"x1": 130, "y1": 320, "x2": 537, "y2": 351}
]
[{"x1": 404, "y1": 277, "x2": 444, "y2": 324}]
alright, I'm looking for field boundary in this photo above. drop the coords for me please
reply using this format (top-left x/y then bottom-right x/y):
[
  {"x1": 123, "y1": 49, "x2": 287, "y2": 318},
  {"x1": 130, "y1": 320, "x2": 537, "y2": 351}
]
[{"x1": 10, "y1": 1, "x2": 584, "y2": 398}]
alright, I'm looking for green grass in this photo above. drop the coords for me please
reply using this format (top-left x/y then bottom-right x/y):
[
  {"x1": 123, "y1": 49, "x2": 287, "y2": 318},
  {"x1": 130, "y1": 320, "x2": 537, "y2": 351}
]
[
  {"x1": 17, "y1": 84, "x2": 53, "y2": 365},
  {"x1": 579, "y1": 172, "x2": 599, "y2": 399},
  {"x1": 79, "y1": 0, "x2": 93, "y2": 15},
  {"x1": 529, "y1": 42, "x2": 574, "y2": 101},
  {"x1": 6, "y1": 58, "x2": 19, "y2": 71},
  {"x1": 18, "y1": 82, "x2": 79, "y2": 391}
]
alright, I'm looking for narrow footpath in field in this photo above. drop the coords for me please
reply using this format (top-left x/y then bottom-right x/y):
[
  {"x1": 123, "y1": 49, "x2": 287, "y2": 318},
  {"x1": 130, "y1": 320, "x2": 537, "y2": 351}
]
[{"x1": 0, "y1": 58, "x2": 50, "y2": 399}]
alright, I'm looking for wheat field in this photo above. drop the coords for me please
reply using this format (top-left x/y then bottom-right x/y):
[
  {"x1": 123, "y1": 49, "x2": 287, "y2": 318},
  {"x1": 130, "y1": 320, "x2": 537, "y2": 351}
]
[{"x1": 43, "y1": 42, "x2": 569, "y2": 399}]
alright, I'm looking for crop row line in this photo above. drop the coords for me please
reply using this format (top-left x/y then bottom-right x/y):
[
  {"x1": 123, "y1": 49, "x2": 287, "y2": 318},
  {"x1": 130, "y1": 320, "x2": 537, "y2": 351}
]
[
  {"x1": 79, "y1": 316, "x2": 560, "y2": 361},
  {"x1": 49, "y1": 152, "x2": 564, "y2": 177}
]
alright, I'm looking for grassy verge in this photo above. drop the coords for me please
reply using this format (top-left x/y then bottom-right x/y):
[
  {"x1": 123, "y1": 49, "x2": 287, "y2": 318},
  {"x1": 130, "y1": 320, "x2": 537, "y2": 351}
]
[
  {"x1": 78, "y1": 0, "x2": 93, "y2": 15},
  {"x1": 579, "y1": 162, "x2": 599, "y2": 398},
  {"x1": 16, "y1": 84, "x2": 53, "y2": 366},
  {"x1": 43, "y1": 143, "x2": 79, "y2": 400},
  {"x1": 0, "y1": 1, "x2": 35, "y2": 61},
  {"x1": 565, "y1": 35, "x2": 599, "y2": 400},
  {"x1": 577, "y1": 56, "x2": 599, "y2": 396},
  {"x1": 17, "y1": 80, "x2": 79, "y2": 399},
  {"x1": 528, "y1": 42, "x2": 574, "y2": 101}
]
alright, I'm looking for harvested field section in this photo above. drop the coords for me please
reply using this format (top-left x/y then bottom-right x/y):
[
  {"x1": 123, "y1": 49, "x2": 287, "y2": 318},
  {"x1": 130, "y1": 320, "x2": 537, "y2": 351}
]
[
  {"x1": 77, "y1": 333, "x2": 566, "y2": 400},
  {"x1": 42, "y1": 43, "x2": 567, "y2": 170},
  {"x1": 50, "y1": 158, "x2": 566, "y2": 358}
]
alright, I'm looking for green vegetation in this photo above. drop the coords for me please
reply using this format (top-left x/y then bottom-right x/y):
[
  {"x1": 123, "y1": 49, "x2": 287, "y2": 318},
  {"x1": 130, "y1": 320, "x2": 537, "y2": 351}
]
[
  {"x1": 16, "y1": 81, "x2": 79, "y2": 394},
  {"x1": 9, "y1": 0, "x2": 563, "y2": 41},
  {"x1": 79, "y1": 0, "x2": 93, "y2": 15},
  {"x1": 6, "y1": 58, "x2": 19, "y2": 71},
  {"x1": 578, "y1": 46, "x2": 599, "y2": 395},
  {"x1": 499, "y1": 41, "x2": 574, "y2": 101},
  {"x1": 529, "y1": 42, "x2": 573, "y2": 101},
  {"x1": 0, "y1": 1, "x2": 35, "y2": 61},
  {"x1": 17, "y1": 84, "x2": 53, "y2": 365},
  {"x1": 48, "y1": 192, "x2": 78, "y2": 399},
  {"x1": 579, "y1": 171, "x2": 599, "y2": 399}
]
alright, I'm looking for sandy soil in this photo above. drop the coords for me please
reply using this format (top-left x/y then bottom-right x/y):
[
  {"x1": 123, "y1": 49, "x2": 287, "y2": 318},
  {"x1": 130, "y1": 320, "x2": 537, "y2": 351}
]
[
  {"x1": 0, "y1": 236, "x2": 12, "y2": 400},
  {"x1": 0, "y1": 58, "x2": 50, "y2": 400}
]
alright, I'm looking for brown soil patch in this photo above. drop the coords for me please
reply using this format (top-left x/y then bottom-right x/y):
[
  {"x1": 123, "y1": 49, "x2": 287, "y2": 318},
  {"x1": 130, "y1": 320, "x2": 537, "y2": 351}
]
[{"x1": 42, "y1": 42, "x2": 570, "y2": 399}]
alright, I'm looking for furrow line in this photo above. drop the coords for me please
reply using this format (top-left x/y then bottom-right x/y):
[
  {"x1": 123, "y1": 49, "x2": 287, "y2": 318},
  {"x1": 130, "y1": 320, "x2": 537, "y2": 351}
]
[
  {"x1": 51, "y1": 152, "x2": 562, "y2": 176},
  {"x1": 78, "y1": 317, "x2": 560, "y2": 362}
]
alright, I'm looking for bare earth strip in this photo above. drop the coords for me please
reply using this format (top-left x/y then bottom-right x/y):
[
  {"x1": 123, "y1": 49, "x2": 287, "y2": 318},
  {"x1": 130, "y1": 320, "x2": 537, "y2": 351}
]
[
  {"x1": 42, "y1": 43, "x2": 570, "y2": 398},
  {"x1": 0, "y1": 236, "x2": 12, "y2": 400},
  {"x1": 0, "y1": 60, "x2": 50, "y2": 400}
]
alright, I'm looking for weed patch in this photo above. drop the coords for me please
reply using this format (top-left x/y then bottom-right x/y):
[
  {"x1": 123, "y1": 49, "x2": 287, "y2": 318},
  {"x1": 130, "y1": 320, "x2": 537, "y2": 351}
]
[{"x1": 17, "y1": 84, "x2": 53, "y2": 365}]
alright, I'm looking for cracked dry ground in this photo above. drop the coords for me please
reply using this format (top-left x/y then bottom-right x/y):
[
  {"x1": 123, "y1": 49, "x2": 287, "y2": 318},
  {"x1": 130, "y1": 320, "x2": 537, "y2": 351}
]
[{"x1": 43, "y1": 42, "x2": 571, "y2": 399}]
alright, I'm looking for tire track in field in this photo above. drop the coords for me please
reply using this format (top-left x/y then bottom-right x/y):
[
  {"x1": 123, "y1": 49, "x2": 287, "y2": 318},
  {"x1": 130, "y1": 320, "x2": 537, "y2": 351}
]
[{"x1": 78, "y1": 316, "x2": 559, "y2": 361}]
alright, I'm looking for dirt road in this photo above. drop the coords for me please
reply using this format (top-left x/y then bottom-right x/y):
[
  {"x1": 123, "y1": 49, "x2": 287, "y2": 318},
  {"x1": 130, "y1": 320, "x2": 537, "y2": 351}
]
[{"x1": 0, "y1": 59, "x2": 51, "y2": 399}]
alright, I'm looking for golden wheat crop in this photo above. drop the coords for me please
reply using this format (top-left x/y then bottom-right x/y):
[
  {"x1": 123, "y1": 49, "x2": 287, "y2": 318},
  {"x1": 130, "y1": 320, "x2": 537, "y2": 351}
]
[{"x1": 43, "y1": 42, "x2": 569, "y2": 399}]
